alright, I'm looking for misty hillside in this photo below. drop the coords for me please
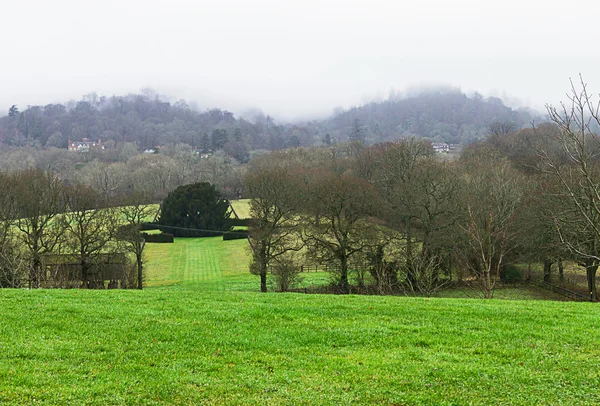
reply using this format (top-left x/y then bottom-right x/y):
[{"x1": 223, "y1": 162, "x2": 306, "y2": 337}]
[
  {"x1": 0, "y1": 88, "x2": 538, "y2": 155},
  {"x1": 309, "y1": 88, "x2": 538, "y2": 145}
]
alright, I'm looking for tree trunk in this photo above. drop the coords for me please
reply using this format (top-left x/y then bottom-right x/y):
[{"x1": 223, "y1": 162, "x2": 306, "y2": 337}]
[
  {"x1": 136, "y1": 253, "x2": 143, "y2": 290},
  {"x1": 405, "y1": 223, "x2": 418, "y2": 287},
  {"x1": 258, "y1": 245, "x2": 268, "y2": 293},
  {"x1": 584, "y1": 259, "x2": 598, "y2": 301},
  {"x1": 558, "y1": 260, "x2": 564, "y2": 283},
  {"x1": 543, "y1": 258, "x2": 553, "y2": 283},
  {"x1": 340, "y1": 255, "x2": 349, "y2": 294},
  {"x1": 81, "y1": 258, "x2": 89, "y2": 289},
  {"x1": 260, "y1": 272, "x2": 267, "y2": 293},
  {"x1": 483, "y1": 268, "x2": 493, "y2": 299}
]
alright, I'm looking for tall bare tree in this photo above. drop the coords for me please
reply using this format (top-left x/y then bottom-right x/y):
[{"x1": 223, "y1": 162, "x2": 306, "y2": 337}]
[
  {"x1": 536, "y1": 76, "x2": 600, "y2": 300},
  {"x1": 301, "y1": 169, "x2": 380, "y2": 294},
  {"x1": 245, "y1": 159, "x2": 303, "y2": 292},
  {"x1": 0, "y1": 173, "x2": 25, "y2": 287},
  {"x1": 456, "y1": 155, "x2": 525, "y2": 298},
  {"x1": 118, "y1": 191, "x2": 157, "y2": 289},
  {"x1": 62, "y1": 184, "x2": 119, "y2": 288},
  {"x1": 14, "y1": 169, "x2": 66, "y2": 288}
]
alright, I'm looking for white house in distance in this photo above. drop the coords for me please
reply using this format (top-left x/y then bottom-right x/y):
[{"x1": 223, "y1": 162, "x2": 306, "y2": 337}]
[
  {"x1": 431, "y1": 142, "x2": 450, "y2": 153},
  {"x1": 68, "y1": 138, "x2": 104, "y2": 152}
]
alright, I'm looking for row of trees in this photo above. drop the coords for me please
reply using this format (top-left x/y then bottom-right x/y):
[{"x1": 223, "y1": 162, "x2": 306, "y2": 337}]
[
  {"x1": 0, "y1": 169, "x2": 154, "y2": 289},
  {"x1": 0, "y1": 145, "x2": 245, "y2": 201},
  {"x1": 245, "y1": 77, "x2": 600, "y2": 299},
  {"x1": 246, "y1": 140, "x2": 515, "y2": 297}
]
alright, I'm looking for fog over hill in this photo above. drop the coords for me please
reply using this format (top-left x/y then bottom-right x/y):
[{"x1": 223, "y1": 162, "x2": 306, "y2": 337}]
[{"x1": 0, "y1": 87, "x2": 541, "y2": 151}]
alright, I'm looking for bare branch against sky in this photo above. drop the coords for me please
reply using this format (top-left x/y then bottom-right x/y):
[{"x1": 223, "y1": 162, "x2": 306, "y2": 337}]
[{"x1": 1, "y1": 0, "x2": 598, "y2": 120}]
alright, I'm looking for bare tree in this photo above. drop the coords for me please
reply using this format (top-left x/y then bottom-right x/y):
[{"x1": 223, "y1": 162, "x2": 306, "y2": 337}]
[
  {"x1": 118, "y1": 191, "x2": 157, "y2": 289},
  {"x1": 536, "y1": 76, "x2": 600, "y2": 300},
  {"x1": 62, "y1": 184, "x2": 119, "y2": 288},
  {"x1": 456, "y1": 156, "x2": 525, "y2": 298},
  {"x1": 356, "y1": 139, "x2": 457, "y2": 289},
  {"x1": 0, "y1": 173, "x2": 26, "y2": 287},
  {"x1": 245, "y1": 159, "x2": 303, "y2": 292},
  {"x1": 488, "y1": 121, "x2": 517, "y2": 137},
  {"x1": 13, "y1": 169, "x2": 66, "y2": 288},
  {"x1": 301, "y1": 169, "x2": 381, "y2": 294}
]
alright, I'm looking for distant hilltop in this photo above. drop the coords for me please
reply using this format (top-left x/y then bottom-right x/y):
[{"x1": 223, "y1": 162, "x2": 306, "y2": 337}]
[{"x1": 0, "y1": 88, "x2": 539, "y2": 151}]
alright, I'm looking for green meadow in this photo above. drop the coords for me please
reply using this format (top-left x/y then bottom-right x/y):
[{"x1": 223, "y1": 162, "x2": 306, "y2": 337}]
[{"x1": 0, "y1": 235, "x2": 599, "y2": 405}]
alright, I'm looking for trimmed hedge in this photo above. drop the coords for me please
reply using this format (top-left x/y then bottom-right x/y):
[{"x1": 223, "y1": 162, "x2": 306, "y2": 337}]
[
  {"x1": 141, "y1": 232, "x2": 174, "y2": 243},
  {"x1": 140, "y1": 223, "x2": 157, "y2": 231},
  {"x1": 223, "y1": 230, "x2": 249, "y2": 241}
]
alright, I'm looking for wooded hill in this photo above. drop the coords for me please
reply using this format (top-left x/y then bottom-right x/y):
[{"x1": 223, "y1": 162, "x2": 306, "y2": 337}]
[
  {"x1": 0, "y1": 88, "x2": 538, "y2": 153},
  {"x1": 307, "y1": 88, "x2": 537, "y2": 145}
]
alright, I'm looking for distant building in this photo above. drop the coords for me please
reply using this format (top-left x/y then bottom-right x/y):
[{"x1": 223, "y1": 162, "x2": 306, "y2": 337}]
[
  {"x1": 431, "y1": 142, "x2": 450, "y2": 153},
  {"x1": 68, "y1": 138, "x2": 104, "y2": 152}
]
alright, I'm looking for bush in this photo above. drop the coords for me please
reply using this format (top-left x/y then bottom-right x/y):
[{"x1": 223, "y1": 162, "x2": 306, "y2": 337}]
[
  {"x1": 141, "y1": 232, "x2": 174, "y2": 243},
  {"x1": 269, "y1": 258, "x2": 303, "y2": 292}
]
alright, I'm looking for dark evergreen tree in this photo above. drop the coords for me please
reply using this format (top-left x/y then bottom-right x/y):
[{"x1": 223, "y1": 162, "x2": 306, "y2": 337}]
[
  {"x1": 8, "y1": 105, "x2": 19, "y2": 117},
  {"x1": 157, "y1": 182, "x2": 230, "y2": 236},
  {"x1": 349, "y1": 118, "x2": 365, "y2": 143},
  {"x1": 211, "y1": 129, "x2": 229, "y2": 150}
]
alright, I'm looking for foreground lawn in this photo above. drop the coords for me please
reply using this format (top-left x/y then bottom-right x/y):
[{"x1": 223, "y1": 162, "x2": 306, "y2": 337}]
[
  {"x1": 1, "y1": 289, "x2": 599, "y2": 405},
  {"x1": 1, "y1": 236, "x2": 599, "y2": 405}
]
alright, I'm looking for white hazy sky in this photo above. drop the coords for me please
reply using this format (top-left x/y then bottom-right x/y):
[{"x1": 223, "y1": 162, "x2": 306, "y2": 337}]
[{"x1": 2, "y1": 0, "x2": 599, "y2": 120}]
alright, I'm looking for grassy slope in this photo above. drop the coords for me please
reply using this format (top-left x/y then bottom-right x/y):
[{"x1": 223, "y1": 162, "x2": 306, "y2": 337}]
[
  {"x1": 230, "y1": 199, "x2": 251, "y2": 219},
  {"x1": 0, "y1": 236, "x2": 599, "y2": 405}
]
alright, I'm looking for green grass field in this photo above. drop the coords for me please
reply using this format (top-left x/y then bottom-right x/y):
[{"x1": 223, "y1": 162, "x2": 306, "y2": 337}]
[{"x1": 0, "y1": 236, "x2": 599, "y2": 405}]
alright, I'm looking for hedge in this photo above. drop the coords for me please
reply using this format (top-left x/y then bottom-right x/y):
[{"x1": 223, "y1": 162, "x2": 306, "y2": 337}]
[
  {"x1": 141, "y1": 232, "x2": 174, "y2": 243},
  {"x1": 223, "y1": 230, "x2": 249, "y2": 241}
]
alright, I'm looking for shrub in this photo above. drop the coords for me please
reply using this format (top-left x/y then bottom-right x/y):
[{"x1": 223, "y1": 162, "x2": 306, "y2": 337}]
[{"x1": 269, "y1": 258, "x2": 303, "y2": 292}]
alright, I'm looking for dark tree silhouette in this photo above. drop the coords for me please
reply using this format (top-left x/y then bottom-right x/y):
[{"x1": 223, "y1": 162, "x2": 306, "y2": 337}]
[{"x1": 157, "y1": 182, "x2": 230, "y2": 236}]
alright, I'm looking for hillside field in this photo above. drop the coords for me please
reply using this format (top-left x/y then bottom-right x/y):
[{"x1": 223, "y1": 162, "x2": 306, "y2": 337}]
[{"x1": 0, "y1": 236, "x2": 599, "y2": 405}]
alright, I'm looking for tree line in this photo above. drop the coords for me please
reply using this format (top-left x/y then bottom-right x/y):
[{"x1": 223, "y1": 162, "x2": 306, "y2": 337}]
[
  {"x1": 245, "y1": 78, "x2": 600, "y2": 300},
  {"x1": 0, "y1": 143, "x2": 245, "y2": 202}
]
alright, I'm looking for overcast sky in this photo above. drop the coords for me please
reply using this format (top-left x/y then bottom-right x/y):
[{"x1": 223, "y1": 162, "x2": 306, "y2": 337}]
[{"x1": 2, "y1": 0, "x2": 599, "y2": 120}]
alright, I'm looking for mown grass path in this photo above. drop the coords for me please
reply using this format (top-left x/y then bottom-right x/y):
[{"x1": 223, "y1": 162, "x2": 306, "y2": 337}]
[{"x1": 144, "y1": 237, "x2": 251, "y2": 291}]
